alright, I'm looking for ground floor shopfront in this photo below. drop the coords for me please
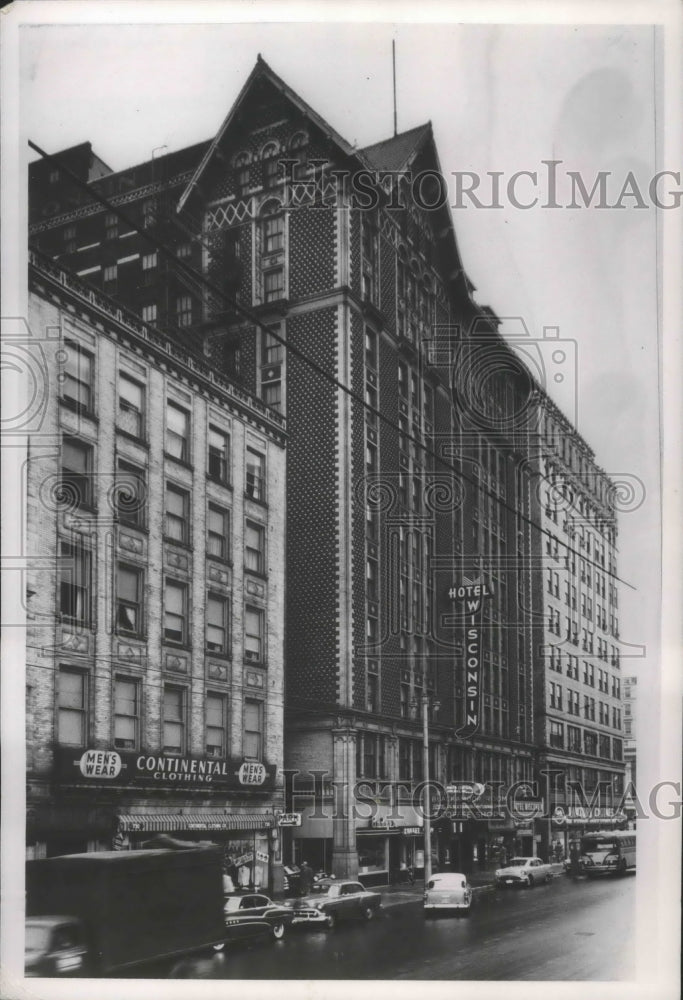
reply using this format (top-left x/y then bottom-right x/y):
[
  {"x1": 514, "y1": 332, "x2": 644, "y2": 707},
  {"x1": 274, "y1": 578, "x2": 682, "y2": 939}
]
[{"x1": 27, "y1": 747, "x2": 285, "y2": 894}]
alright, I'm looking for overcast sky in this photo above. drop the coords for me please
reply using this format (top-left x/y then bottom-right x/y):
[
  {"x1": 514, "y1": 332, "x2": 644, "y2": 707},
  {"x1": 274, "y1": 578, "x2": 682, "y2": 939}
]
[{"x1": 17, "y1": 14, "x2": 666, "y2": 679}]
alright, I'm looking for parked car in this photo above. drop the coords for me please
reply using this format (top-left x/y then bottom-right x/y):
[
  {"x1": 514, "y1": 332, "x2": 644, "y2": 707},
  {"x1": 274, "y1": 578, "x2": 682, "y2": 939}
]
[
  {"x1": 495, "y1": 856, "x2": 553, "y2": 888},
  {"x1": 223, "y1": 893, "x2": 293, "y2": 941},
  {"x1": 283, "y1": 879, "x2": 381, "y2": 929},
  {"x1": 25, "y1": 916, "x2": 89, "y2": 977},
  {"x1": 424, "y1": 873, "x2": 472, "y2": 915}
]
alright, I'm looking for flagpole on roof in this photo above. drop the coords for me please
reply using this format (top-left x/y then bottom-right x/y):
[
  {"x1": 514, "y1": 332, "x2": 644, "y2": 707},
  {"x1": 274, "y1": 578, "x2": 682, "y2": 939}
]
[{"x1": 392, "y1": 39, "x2": 398, "y2": 136}]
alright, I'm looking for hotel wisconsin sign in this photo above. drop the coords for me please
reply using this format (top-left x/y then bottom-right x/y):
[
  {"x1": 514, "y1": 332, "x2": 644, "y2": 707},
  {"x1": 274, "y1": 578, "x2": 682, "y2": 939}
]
[
  {"x1": 55, "y1": 748, "x2": 276, "y2": 792},
  {"x1": 445, "y1": 578, "x2": 493, "y2": 739}
]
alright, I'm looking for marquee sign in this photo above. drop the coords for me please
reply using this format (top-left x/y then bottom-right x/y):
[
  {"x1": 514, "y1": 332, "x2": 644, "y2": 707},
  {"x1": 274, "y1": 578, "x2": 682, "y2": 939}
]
[{"x1": 55, "y1": 747, "x2": 276, "y2": 792}]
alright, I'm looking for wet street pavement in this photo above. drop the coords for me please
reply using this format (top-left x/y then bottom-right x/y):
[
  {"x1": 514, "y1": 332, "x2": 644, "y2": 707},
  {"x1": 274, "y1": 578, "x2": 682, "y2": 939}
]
[{"x1": 185, "y1": 873, "x2": 635, "y2": 981}]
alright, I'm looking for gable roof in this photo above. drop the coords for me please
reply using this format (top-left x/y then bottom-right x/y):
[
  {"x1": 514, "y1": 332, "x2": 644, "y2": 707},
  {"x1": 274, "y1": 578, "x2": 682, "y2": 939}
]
[
  {"x1": 178, "y1": 55, "x2": 367, "y2": 212},
  {"x1": 360, "y1": 123, "x2": 432, "y2": 172}
]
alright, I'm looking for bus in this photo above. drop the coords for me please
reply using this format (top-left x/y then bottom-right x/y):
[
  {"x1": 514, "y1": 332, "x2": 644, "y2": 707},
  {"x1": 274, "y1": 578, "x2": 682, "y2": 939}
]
[{"x1": 579, "y1": 830, "x2": 636, "y2": 876}]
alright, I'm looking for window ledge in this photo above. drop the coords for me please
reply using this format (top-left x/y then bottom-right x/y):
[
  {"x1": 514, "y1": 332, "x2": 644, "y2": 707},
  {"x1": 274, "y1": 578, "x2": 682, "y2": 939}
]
[
  {"x1": 163, "y1": 452, "x2": 194, "y2": 471},
  {"x1": 116, "y1": 427, "x2": 149, "y2": 448}
]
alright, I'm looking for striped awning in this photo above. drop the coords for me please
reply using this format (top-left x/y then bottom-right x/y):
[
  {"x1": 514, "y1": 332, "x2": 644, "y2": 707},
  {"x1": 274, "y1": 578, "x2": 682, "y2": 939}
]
[{"x1": 118, "y1": 810, "x2": 274, "y2": 833}]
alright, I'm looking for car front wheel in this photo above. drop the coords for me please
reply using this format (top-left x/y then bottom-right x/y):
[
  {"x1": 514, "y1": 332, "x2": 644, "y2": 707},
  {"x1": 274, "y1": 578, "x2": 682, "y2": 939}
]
[
  {"x1": 527, "y1": 875, "x2": 535, "y2": 888},
  {"x1": 362, "y1": 905, "x2": 375, "y2": 921},
  {"x1": 271, "y1": 922, "x2": 286, "y2": 940},
  {"x1": 325, "y1": 912, "x2": 336, "y2": 930}
]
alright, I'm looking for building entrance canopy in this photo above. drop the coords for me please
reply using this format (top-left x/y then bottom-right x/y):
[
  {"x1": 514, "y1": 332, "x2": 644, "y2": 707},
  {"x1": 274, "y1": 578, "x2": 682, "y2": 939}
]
[{"x1": 117, "y1": 810, "x2": 274, "y2": 833}]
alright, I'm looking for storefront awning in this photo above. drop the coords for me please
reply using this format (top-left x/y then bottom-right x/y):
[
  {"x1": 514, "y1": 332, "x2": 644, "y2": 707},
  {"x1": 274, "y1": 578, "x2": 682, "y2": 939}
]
[{"x1": 118, "y1": 810, "x2": 274, "y2": 833}]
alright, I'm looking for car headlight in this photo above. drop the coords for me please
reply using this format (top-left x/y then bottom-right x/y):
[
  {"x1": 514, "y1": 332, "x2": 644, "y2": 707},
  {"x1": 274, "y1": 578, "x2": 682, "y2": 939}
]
[{"x1": 495, "y1": 870, "x2": 502, "y2": 877}]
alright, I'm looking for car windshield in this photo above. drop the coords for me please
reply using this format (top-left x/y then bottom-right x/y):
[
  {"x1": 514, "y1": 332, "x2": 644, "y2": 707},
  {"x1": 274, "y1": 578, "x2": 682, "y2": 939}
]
[
  {"x1": 224, "y1": 897, "x2": 242, "y2": 912},
  {"x1": 25, "y1": 925, "x2": 53, "y2": 951},
  {"x1": 507, "y1": 858, "x2": 530, "y2": 866},
  {"x1": 309, "y1": 883, "x2": 341, "y2": 897}
]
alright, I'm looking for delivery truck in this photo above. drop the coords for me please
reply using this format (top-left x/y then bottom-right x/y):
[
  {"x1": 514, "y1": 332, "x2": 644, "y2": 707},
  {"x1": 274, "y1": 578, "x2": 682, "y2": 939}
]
[{"x1": 25, "y1": 847, "x2": 229, "y2": 977}]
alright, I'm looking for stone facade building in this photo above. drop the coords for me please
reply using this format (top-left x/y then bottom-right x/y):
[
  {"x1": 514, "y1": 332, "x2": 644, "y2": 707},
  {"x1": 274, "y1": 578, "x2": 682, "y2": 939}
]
[{"x1": 24, "y1": 253, "x2": 287, "y2": 893}]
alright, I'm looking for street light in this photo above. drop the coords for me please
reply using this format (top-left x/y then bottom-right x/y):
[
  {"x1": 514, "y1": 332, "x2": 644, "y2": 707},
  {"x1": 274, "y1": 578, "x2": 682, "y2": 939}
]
[{"x1": 411, "y1": 693, "x2": 441, "y2": 884}]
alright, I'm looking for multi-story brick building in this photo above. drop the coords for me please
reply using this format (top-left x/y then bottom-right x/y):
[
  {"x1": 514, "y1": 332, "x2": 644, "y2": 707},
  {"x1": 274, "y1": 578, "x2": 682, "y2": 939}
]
[
  {"x1": 533, "y1": 396, "x2": 626, "y2": 855},
  {"x1": 24, "y1": 252, "x2": 287, "y2": 893},
  {"x1": 28, "y1": 56, "x2": 623, "y2": 880}
]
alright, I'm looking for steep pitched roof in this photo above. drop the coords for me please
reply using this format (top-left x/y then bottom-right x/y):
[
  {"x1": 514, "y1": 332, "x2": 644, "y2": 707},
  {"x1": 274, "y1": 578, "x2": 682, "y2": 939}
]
[
  {"x1": 360, "y1": 123, "x2": 432, "y2": 172},
  {"x1": 178, "y1": 55, "x2": 368, "y2": 212}
]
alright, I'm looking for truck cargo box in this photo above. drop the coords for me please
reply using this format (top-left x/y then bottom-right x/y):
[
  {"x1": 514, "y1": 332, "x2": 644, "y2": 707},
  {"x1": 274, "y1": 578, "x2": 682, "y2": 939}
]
[{"x1": 26, "y1": 848, "x2": 226, "y2": 974}]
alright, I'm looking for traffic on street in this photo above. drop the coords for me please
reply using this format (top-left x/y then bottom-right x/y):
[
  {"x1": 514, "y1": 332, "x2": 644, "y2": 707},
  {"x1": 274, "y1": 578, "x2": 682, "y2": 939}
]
[{"x1": 168, "y1": 871, "x2": 636, "y2": 981}]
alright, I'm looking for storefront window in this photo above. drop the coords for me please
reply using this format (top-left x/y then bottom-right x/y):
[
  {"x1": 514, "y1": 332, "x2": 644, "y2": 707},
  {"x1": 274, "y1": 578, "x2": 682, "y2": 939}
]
[
  {"x1": 223, "y1": 832, "x2": 269, "y2": 892},
  {"x1": 357, "y1": 835, "x2": 387, "y2": 874}
]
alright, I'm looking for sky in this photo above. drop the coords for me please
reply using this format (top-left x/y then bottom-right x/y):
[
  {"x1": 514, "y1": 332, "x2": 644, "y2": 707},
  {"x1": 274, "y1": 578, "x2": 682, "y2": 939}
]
[{"x1": 15, "y1": 16, "x2": 666, "y2": 680}]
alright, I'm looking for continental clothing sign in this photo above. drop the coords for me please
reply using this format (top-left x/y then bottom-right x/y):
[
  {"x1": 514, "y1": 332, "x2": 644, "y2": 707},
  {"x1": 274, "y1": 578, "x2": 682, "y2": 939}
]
[{"x1": 54, "y1": 747, "x2": 276, "y2": 791}]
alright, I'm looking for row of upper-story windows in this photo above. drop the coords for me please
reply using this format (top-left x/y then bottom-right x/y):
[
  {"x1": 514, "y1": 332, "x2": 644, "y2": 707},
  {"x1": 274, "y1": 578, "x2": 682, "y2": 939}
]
[
  {"x1": 60, "y1": 340, "x2": 268, "y2": 501},
  {"x1": 56, "y1": 665, "x2": 265, "y2": 760},
  {"x1": 59, "y1": 540, "x2": 266, "y2": 660},
  {"x1": 549, "y1": 720, "x2": 623, "y2": 760}
]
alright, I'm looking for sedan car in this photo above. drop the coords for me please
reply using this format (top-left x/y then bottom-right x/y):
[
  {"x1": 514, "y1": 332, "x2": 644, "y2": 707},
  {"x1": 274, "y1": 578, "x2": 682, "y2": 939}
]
[
  {"x1": 25, "y1": 916, "x2": 89, "y2": 977},
  {"x1": 495, "y1": 856, "x2": 553, "y2": 888},
  {"x1": 223, "y1": 893, "x2": 294, "y2": 941},
  {"x1": 423, "y1": 873, "x2": 472, "y2": 915},
  {"x1": 283, "y1": 879, "x2": 382, "y2": 929}
]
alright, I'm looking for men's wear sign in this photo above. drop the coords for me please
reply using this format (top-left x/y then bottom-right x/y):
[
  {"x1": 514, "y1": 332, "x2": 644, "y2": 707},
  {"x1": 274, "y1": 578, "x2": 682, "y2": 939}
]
[{"x1": 56, "y1": 748, "x2": 276, "y2": 791}]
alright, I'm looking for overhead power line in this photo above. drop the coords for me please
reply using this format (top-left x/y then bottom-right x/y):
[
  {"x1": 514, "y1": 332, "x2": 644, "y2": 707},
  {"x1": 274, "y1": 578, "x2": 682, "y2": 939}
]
[{"x1": 27, "y1": 139, "x2": 635, "y2": 596}]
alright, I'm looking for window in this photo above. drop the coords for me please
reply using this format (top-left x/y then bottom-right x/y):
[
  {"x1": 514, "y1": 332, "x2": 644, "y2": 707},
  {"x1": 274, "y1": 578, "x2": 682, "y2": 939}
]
[
  {"x1": 234, "y1": 152, "x2": 250, "y2": 196},
  {"x1": 118, "y1": 373, "x2": 145, "y2": 438},
  {"x1": 244, "y1": 699, "x2": 263, "y2": 759},
  {"x1": 176, "y1": 243, "x2": 192, "y2": 259},
  {"x1": 62, "y1": 341, "x2": 93, "y2": 413},
  {"x1": 142, "y1": 303, "x2": 157, "y2": 323},
  {"x1": 166, "y1": 402, "x2": 190, "y2": 462},
  {"x1": 207, "y1": 504, "x2": 230, "y2": 561},
  {"x1": 365, "y1": 329, "x2": 377, "y2": 370},
  {"x1": 176, "y1": 296, "x2": 193, "y2": 327},
  {"x1": 103, "y1": 264, "x2": 117, "y2": 286},
  {"x1": 567, "y1": 724, "x2": 582, "y2": 752},
  {"x1": 64, "y1": 225, "x2": 76, "y2": 253},
  {"x1": 245, "y1": 520, "x2": 265, "y2": 574},
  {"x1": 114, "y1": 677, "x2": 139, "y2": 749},
  {"x1": 244, "y1": 606, "x2": 264, "y2": 662},
  {"x1": 206, "y1": 593, "x2": 229, "y2": 654},
  {"x1": 263, "y1": 214, "x2": 284, "y2": 255},
  {"x1": 400, "y1": 682, "x2": 410, "y2": 718},
  {"x1": 142, "y1": 199, "x2": 155, "y2": 228},
  {"x1": 164, "y1": 580, "x2": 188, "y2": 644},
  {"x1": 263, "y1": 268, "x2": 285, "y2": 302},
  {"x1": 61, "y1": 438, "x2": 93, "y2": 508},
  {"x1": 163, "y1": 686, "x2": 185, "y2": 754},
  {"x1": 165, "y1": 483, "x2": 190, "y2": 543},
  {"x1": 262, "y1": 143, "x2": 280, "y2": 188},
  {"x1": 206, "y1": 693, "x2": 227, "y2": 757},
  {"x1": 105, "y1": 213, "x2": 118, "y2": 240},
  {"x1": 366, "y1": 556, "x2": 378, "y2": 600},
  {"x1": 59, "y1": 539, "x2": 91, "y2": 624},
  {"x1": 208, "y1": 426, "x2": 230, "y2": 483},
  {"x1": 549, "y1": 721, "x2": 564, "y2": 748},
  {"x1": 116, "y1": 565, "x2": 143, "y2": 634},
  {"x1": 58, "y1": 668, "x2": 87, "y2": 746},
  {"x1": 261, "y1": 328, "x2": 285, "y2": 413},
  {"x1": 115, "y1": 460, "x2": 146, "y2": 527},
  {"x1": 246, "y1": 449, "x2": 265, "y2": 502},
  {"x1": 142, "y1": 252, "x2": 157, "y2": 271}
]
